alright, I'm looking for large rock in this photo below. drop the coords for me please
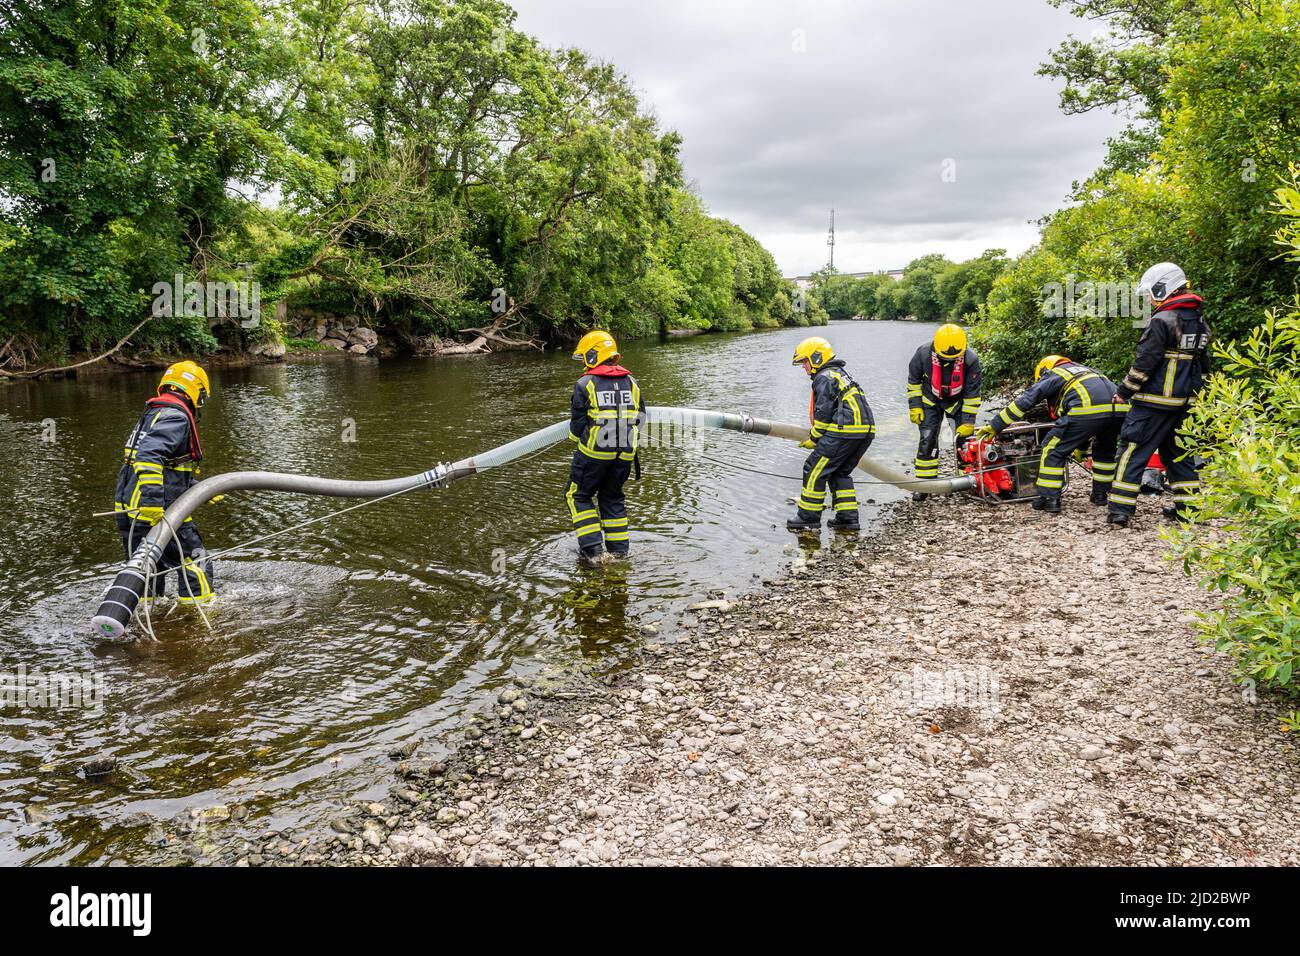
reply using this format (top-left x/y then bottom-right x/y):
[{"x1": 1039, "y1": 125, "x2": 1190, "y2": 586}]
[
  {"x1": 347, "y1": 327, "x2": 379, "y2": 350},
  {"x1": 250, "y1": 339, "x2": 287, "y2": 358},
  {"x1": 320, "y1": 337, "x2": 348, "y2": 350}
]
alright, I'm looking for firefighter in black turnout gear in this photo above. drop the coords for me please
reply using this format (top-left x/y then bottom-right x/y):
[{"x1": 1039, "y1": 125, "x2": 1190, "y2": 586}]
[
  {"x1": 1107, "y1": 262, "x2": 1211, "y2": 526},
  {"x1": 787, "y1": 337, "x2": 876, "y2": 532},
  {"x1": 567, "y1": 331, "x2": 645, "y2": 564},
  {"x1": 113, "y1": 361, "x2": 214, "y2": 603},
  {"x1": 978, "y1": 356, "x2": 1128, "y2": 512},
  {"x1": 907, "y1": 323, "x2": 981, "y2": 500}
]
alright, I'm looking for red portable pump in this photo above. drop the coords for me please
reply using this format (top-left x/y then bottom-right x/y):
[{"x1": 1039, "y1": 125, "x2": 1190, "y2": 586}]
[
  {"x1": 959, "y1": 439, "x2": 1014, "y2": 496},
  {"x1": 961, "y1": 422, "x2": 1057, "y2": 503}
]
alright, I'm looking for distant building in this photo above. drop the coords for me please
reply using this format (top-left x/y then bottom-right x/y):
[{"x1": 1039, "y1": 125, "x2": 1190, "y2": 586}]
[{"x1": 785, "y1": 269, "x2": 905, "y2": 290}]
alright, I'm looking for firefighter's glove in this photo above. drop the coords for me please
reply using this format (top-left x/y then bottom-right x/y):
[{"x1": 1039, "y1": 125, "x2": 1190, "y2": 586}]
[
  {"x1": 976, "y1": 424, "x2": 995, "y2": 441},
  {"x1": 908, "y1": 408, "x2": 924, "y2": 425},
  {"x1": 799, "y1": 438, "x2": 816, "y2": 450},
  {"x1": 956, "y1": 423, "x2": 975, "y2": 438},
  {"x1": 135, "y1": 506, "x2": 165, "y2": 525}
]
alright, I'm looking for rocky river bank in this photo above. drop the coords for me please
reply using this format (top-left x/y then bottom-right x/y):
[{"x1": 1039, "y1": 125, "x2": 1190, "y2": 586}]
[{"x1": 151, "y1": 477, "x2": 1300, "y2": 867}]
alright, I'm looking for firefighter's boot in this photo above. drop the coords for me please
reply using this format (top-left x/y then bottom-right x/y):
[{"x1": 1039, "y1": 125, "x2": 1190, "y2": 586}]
[{"x1": 786, "y1": 514, "x2": 821, "y2": 532}]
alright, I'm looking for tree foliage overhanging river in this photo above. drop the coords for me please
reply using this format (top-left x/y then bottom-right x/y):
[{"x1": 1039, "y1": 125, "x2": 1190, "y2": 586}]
[{"x1": 0, "y1": 320, "x2": 938, "y2": 864}]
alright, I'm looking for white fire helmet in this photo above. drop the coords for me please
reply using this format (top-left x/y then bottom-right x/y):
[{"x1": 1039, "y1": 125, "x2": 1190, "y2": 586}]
[{"x1": 1138, "y1": 262, "x2": 1188, "y2": 302}]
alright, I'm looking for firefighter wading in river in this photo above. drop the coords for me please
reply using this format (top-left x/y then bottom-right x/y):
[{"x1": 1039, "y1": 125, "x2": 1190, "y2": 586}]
[
  {"x1": 787, "y1": 336, "x2": 876, "y2": 532},
  {"x1": 566, "y1": 331, "x2": 645, "y2": 564},
  {"x1": 113, "y1": 361, "x2": 215, "y2": 603},
  {"x1": 907, "y1": 323, "x2": 982, "y2": 500}
]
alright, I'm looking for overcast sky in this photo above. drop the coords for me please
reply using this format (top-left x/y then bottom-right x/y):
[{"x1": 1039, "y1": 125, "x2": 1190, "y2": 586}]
[{"x1": 509, "y1": 0, "x2": 1125, "y2": 276}]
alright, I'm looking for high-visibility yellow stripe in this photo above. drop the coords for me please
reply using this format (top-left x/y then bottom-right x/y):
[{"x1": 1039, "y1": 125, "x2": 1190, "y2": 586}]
[
  {"x1": 1114, "y1": 443, "x2": 1139, "y2": 487},
  {"x1": 1068, "y1": 403, "x2": 1128, "y2": 416},
  {"x1": 565, "y1": 483, "x2": 584, "y2": 522},
  {"x1": 803, "y1": 455, "x2": 830, "y2": 493},
  {"x1": 1038, "y1": 435, "x2": 1061, "y2": 482},
  {"x1": 813, "y1": 423, "x2": 875, "y2": 434},
  {"x1": 1134, "y1": 392, "x2": 1186, "y2": 407}
]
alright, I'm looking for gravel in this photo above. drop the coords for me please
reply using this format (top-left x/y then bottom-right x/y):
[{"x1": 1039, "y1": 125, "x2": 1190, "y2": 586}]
[{"x1": 149, "y1": 476, "x2": 1300, "y2": 867}]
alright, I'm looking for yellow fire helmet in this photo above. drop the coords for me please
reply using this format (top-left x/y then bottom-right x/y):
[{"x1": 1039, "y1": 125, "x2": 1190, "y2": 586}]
[
  {"x1": 1034, "y1": 354, "x2": 1070, "y2": 382},
  {"x1": 572, "y1": 330, "x2": 619, "y2": 369},
  {"x1": 791, "y1": 336, "x2": 834, "y2": 370},
  {"x1": 933, "y1": 323, "x2": 967, "y2": 360},
  {"x1": 158, "y1": 360, "x2": 210, "y2": 408}
]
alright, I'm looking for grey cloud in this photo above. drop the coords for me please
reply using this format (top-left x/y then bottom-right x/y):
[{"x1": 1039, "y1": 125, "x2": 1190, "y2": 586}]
[{"x1": 510, "y1": 0, "x2": 1125, "y2": 272}]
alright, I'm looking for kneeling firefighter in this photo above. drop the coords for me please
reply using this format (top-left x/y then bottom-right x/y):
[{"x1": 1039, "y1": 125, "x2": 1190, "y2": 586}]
[
  {"x1": 787, "y1": 337, "x2": 876, "y2": 532},
  {"x1": 113, "y1": 361, "x2": 214, "y2": 603},
  {"x1": 907, "y1": 323, "x2": 981, "y2": 500},
  {"x1": 1107, "y1": 262, "x2": 1211, "y2": 527},
  {"x1": 978, "y1": 356, "x2": 1128, "y2": 512},
  {"x1": 567, "y1": 331, "x2": 645, "y2": 562}
]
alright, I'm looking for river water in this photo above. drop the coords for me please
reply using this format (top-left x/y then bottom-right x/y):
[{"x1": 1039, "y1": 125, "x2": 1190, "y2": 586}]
[{"x1": 0, "y1": 319, "x2": 940, "y2": 863}]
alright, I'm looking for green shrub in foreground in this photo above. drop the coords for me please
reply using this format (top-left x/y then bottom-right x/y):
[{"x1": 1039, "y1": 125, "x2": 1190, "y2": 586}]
[{"x1": 1172, "y1": 175, "x2": 1300, "y2": 732}]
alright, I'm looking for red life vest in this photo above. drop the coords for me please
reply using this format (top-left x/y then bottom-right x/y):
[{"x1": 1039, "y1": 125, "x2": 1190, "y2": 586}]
[
  {"x1": 1154, "y1": 292, "x2": 1204, "y2": 315},
  {"x1": 930, "y1": 351, "x2": 964, "y2": 399},
  {"x1": 146, "y1": 392, "x2": 203, "y2": 462},
  {"x1": 584, "y1": 363, "x2": 631, "y2": 377}
]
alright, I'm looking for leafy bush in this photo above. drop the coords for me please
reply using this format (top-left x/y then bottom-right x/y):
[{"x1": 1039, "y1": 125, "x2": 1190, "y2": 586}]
[{"x1": 1172, "y1": 174, "x2": 1300, "y2": 731}]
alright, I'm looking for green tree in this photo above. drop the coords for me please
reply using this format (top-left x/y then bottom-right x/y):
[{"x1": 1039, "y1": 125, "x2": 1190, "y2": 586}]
[
  {"x1": 936, "y1": 249, "x2": 1008, "y2": 319},
  {"x1": 0, "y1": 0, "x2": 291, "y2": 358},
  {"x1": 897, "y1": 254, "x2": 952, "y2": 321}
]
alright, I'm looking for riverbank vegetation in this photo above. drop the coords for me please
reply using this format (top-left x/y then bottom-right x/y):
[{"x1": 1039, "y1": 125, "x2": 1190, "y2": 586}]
[
  {"x1": 811, "y1": 249, "x2": 1010, "y2": 322},
  {"x1": 0, "y1": 0, "x2": 822, "y2": 372},
  {"x1": 1171, "y1": 179, "x2": 1300, "y2": 729}
]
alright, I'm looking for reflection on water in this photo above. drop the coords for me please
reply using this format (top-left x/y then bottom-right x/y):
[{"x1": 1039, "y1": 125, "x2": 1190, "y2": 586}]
[{"x1": 0, "y1": 320, "x2": 937, "y2": 863}]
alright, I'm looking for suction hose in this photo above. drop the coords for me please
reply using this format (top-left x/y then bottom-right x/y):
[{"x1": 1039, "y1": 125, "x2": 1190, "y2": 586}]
[{"x1": 91, "y1": 406, "x2": 972, "y2": 639}]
